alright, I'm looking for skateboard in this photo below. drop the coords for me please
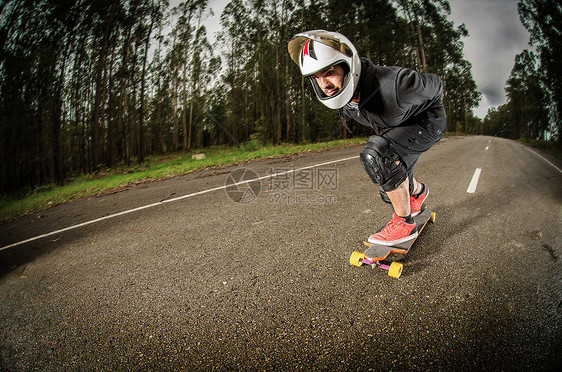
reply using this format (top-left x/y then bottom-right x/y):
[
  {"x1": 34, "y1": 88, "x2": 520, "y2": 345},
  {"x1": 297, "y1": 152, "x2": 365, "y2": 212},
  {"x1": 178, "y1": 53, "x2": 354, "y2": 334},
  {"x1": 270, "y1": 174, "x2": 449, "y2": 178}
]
[{"x1": 349, "y1": 207, "x2": 436, "y2": 279}]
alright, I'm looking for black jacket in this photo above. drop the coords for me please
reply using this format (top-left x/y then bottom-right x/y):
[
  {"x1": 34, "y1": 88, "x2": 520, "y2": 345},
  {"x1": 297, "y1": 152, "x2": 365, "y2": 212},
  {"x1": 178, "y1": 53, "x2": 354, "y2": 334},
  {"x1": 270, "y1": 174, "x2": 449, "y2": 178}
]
[{"x1": 339, "y1": 58, "x2": 444, "y2": 134}]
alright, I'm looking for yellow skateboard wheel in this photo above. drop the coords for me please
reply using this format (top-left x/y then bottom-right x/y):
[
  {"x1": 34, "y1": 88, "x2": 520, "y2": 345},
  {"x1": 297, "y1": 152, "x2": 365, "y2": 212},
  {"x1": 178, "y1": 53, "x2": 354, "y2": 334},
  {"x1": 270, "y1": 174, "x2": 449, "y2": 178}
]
[
  {"x1": 430, "y1": 212, "x2": 436, "y2": 223},
  {"x1": 388, "y1": 262, "x2": 403, "y2": 278},
  {"x1": 349, "y1": 251, "x2": 365, "y2": 267}
]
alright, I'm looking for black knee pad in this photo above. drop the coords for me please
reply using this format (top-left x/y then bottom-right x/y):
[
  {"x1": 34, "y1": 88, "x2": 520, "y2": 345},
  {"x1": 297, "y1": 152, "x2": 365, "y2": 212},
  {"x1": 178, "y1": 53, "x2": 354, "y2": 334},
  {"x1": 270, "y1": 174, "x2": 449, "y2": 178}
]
[{"x1": 360, "y1": 136, "x2": 408, "y2": 192}]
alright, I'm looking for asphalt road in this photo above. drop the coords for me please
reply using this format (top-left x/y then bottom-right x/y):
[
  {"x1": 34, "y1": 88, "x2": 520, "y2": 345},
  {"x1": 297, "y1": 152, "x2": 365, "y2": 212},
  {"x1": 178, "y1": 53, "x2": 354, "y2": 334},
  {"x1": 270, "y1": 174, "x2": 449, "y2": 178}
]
[{"x1": 1, "y1": 135, "x2": 561, "y2": 370}]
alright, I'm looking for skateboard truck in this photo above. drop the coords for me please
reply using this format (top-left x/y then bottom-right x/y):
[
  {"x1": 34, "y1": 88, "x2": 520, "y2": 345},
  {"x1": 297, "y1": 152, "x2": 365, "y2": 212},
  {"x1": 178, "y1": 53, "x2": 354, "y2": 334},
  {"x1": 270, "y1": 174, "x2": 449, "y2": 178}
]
[
  {"x1": 349, "y1": 208, "x2": 436, "y2": 279},
  {"x1": 349, "y1": 249, "x2": 404, "y2": 278}
]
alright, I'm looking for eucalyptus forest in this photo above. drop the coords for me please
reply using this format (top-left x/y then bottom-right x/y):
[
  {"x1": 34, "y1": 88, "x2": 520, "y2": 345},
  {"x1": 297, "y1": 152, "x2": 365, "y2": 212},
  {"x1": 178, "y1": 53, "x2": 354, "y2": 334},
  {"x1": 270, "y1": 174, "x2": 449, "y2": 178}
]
[{"x1": 0, "y1": 0, "x2": 559, "y2": 194}]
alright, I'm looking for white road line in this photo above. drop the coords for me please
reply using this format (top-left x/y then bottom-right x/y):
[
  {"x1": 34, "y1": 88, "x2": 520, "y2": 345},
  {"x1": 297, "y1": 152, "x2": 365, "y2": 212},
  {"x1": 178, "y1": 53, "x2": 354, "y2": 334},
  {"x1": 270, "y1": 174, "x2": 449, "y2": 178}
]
[
  {"x1": 467, "y1": 168, "x2": 482, "y2": 194},
  {"x1": 1, "y1": 155, "x2": 359, "y2": 251}
]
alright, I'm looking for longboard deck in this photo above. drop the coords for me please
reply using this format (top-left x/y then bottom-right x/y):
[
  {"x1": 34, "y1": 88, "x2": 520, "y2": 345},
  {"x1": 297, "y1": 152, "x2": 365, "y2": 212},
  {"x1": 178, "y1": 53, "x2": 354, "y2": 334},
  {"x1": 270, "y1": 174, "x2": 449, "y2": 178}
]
[{"x1": 363, "y1": 207, "x2": 433, "y2": 261}]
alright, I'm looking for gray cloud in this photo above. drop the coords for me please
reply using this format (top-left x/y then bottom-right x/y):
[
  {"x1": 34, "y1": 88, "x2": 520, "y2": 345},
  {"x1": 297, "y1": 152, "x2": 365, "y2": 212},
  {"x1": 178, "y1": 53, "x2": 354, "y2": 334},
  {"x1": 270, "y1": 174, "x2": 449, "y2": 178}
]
[{"x1": 448, "y1": 0, "x2": 531, "y2": 117}]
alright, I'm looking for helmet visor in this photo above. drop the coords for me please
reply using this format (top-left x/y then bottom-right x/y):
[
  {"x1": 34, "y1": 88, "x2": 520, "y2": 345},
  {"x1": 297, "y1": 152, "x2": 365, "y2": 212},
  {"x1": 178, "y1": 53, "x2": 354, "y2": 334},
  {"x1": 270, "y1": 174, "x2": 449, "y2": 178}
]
[{"x1": 288, "y1": 30, "x2": 354, "y2": 67}]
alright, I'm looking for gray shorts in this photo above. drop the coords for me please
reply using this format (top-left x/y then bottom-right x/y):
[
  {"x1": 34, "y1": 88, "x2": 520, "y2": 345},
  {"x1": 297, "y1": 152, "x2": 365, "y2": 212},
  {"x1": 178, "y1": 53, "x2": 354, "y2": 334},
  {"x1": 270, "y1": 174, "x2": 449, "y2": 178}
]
[{"x1": 380, "y1": 104, "x2": 447, "y2": 179}]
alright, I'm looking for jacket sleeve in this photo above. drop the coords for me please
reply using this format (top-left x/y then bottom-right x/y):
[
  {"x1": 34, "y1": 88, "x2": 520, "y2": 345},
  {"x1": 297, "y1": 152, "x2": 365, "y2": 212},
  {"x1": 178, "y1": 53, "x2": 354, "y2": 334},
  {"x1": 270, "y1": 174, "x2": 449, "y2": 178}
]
[{"x1": 395, "y1": 68, "x2": 443, "y2": 123}]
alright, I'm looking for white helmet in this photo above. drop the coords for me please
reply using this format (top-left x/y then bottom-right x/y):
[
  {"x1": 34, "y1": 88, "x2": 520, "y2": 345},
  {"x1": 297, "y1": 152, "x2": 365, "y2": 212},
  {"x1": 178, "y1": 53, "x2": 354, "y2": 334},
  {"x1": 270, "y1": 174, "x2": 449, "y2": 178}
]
[{"x1": 288, "y1": 30, "x2": 361, "y2": 109}]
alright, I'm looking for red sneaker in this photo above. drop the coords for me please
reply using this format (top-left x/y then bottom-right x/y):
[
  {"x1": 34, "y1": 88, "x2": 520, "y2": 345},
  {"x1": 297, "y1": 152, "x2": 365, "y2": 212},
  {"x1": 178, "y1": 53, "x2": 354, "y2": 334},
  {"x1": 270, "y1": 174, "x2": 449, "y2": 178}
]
[
  {"x1": 368, "y1": 213, "x2": 418, "y2": 246},
  {"x1": 411, "y1": 183, "x2": 429, "y2": 217}
]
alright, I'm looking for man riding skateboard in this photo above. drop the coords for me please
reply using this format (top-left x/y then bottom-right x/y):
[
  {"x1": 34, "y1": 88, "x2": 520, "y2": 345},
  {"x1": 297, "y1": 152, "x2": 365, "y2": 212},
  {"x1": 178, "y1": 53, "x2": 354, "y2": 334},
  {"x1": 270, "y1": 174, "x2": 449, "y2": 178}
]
[{"x1": 288, "y1": 30, "x2": 446, "y2": 246}]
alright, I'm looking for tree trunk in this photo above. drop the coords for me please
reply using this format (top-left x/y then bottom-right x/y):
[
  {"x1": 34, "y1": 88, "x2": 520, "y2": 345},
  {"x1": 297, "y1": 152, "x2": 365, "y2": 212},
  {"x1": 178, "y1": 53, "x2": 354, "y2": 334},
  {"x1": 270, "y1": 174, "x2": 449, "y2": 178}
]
[
  {"x1": 275, "y1": 50, "x2": 282, "y2": 143},
  {"x1": 172, "y1": 67, "x2": 179, "y2": 151},
  {"x1": 301, "y1": 76, "x2": 306, "y2": 143},
  {"x1": 92, "y1": 1, "x2": 117, "y2": 169},
  {"x1": 182, "y1": 61, "x2": 188, "y2": 150},
  {"x1": 138, "y1": 7, "x2": 156, "y2": 163},
  {"x1": 188, "y1": 97, "x2": 193, "y2": 152},
  {"x1": 416, "y1": 23, "x2": 427, "y2": 71},
  {"x1": 285, "y1": 61, "x2": 291, "y2": 141}
]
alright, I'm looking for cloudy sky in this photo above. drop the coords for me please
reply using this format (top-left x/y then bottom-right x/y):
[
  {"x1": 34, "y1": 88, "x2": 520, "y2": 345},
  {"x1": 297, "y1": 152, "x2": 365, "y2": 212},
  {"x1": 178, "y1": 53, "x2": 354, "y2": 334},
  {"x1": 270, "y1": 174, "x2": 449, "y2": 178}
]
[
  {"x1": 202, "y1": 0, "x2": 532, "y2": 119},
  {"x1": 447, "y1": 0, "x2": 532, "y2": 117}
]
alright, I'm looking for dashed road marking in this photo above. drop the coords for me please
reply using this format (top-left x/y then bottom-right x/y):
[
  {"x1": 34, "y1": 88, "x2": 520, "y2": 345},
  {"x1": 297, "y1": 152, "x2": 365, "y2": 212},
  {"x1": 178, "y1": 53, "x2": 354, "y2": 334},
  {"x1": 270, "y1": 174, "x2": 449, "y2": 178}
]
[{"x1": 467, "y1": 168, "x2": 482, "y2": 194}]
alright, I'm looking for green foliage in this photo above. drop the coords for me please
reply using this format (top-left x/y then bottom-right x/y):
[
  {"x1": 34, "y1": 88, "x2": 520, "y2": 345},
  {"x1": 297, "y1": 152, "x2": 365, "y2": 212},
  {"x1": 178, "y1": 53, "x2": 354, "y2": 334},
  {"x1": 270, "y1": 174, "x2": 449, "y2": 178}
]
[{"x1": 518, "y1": 0, "x2": 561, "y2": 143}]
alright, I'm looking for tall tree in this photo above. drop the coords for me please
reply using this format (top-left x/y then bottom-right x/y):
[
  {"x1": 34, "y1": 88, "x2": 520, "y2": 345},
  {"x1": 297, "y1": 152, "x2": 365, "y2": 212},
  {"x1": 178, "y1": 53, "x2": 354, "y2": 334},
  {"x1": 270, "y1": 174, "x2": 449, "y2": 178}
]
[
  {"x1": 219, "y1": 0, "x2": 252, "y2": 145},
  {"x1": 518, "y1": 0, "x2": 562, "y2": 143},
  {"x1": 136, "y1": 0, "x2": 165, "y2": 162},
  {"x1": 169, "y1": 0, "x2": 208, "y2": 151},
  {"x1": 91, "y1": 0, "x2": 121, "y2": 169},
  {"x1": 505, "y1": 50, "x2": 550, "y2": 139},
  {"x1": 187, "y1": 6, "x2": 213, "y2": 151}
]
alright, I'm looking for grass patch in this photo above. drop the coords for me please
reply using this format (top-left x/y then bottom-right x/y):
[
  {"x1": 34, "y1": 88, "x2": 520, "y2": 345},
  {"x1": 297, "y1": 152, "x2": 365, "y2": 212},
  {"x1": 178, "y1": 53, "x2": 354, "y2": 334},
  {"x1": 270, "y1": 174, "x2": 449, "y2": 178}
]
[{"x1": 0, "y1": 138, "x2": 365, "y2": 222}]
